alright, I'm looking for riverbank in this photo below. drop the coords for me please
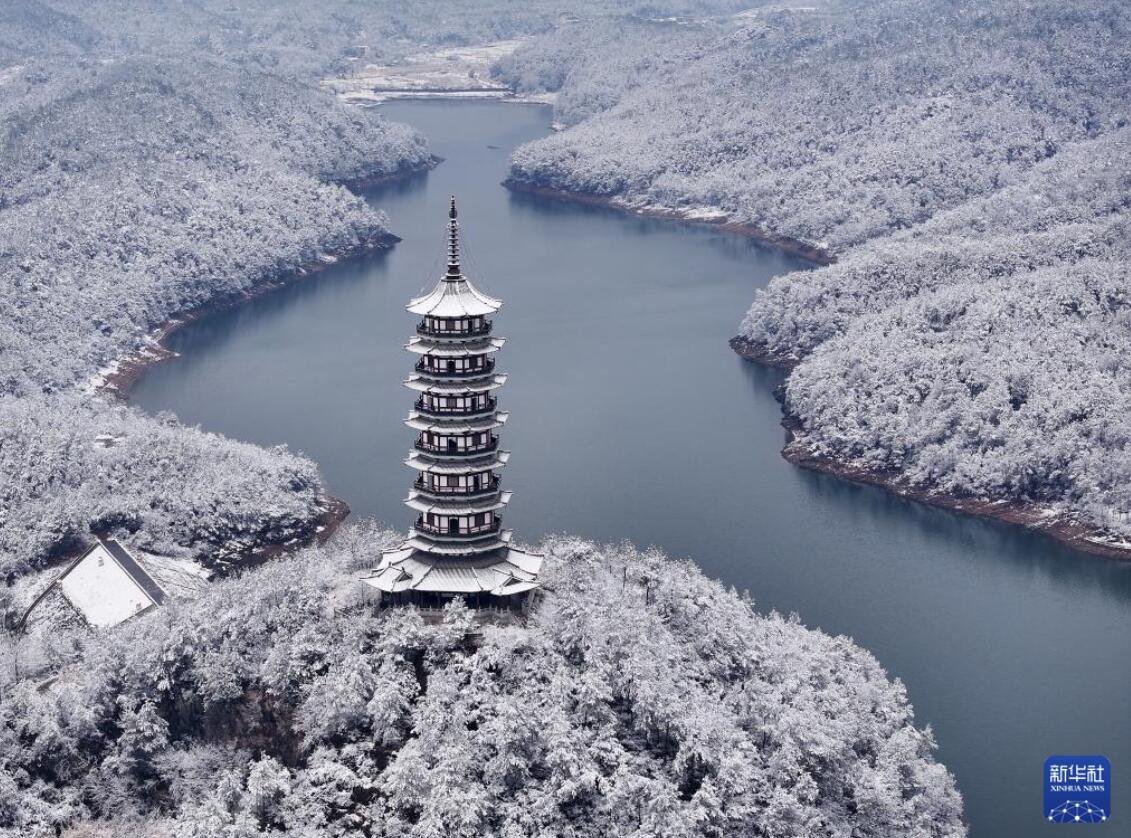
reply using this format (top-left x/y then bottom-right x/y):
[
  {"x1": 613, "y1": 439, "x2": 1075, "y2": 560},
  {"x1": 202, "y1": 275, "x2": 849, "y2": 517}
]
[
  {"x1": 728, "y1": 334, "x2": 799, "y2": 370},
  {"x1": 95, "y1": 158, "x2": 444, "y2": 398},
  {"x1": 338, "y1": 155, "x2": 442, "y2": 191},
  {"x1": 771, "y1": 394, "x2": 1131, "y2": 563},
  {"x1": 92, "y1": 229, "x2": 399, "y2": 397},
  {"x1": 504, "y1": 182, "x2": 1131, "y2": 562},
  {"x1": 735, "y1": 319, "x2": 1131, "y2": 562},
  {"x1": 85, "y1": 159, "x2": 443, "y2": 568},
  {"x1": 503, "y1": 179, "x2": 835, "y2": 266}
]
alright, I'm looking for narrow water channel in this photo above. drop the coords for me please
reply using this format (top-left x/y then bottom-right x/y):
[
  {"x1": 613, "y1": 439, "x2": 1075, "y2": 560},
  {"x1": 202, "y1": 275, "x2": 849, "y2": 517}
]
[{"x1": 130, "y1": 100, "x2": 1131, "y2": 837}]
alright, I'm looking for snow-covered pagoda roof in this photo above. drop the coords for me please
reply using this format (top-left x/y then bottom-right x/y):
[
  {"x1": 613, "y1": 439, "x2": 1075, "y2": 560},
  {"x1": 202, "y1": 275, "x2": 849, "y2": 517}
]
[
  {"x1": 406, "y1": 197, "x2": 502, "y2": 318},
  {"x1": 361, "y1": 546, "x2": 542, "y2": 596},
  {"x1": 404, "y1": 373, "x2": 507, "y2": 393},
  {"x1": 405, "y1": 449, "x2": 511, "y2": 473},
  {"x1": 404, "y1": 336, "x2": 505, "y2": 357},
  {"x1": 405, "y1": 411, "x2": 508, "y2": 433}
]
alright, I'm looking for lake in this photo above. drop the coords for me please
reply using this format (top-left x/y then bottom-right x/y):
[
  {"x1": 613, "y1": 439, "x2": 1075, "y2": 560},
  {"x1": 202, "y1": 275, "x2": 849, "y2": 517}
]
[{"x1": 131, "y1": 99, "x2": 1131, "y2": 837}]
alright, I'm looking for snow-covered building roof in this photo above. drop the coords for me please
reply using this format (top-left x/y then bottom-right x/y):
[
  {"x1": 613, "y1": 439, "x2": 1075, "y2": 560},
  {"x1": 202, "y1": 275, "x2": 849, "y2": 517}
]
[
  {"x1": 361, "y1": 547, "x2": 542, "y2": 596},
  {"x1": 406, "y1": 198, "x2": 502, "y2": 318},
  {"x1": 19, "y1": 538, "x2": 213, "y2": 631},
  {"x1": 56, "y1": 539, "x2": 166, "y2": 628},
  {"x1": 407, "y1": 277, "x2": 502, "y2": 318},
  {"x1": 404, "y1": 372, "x2": 507, "y2": 393},
  {"x1": 405, "y1": 335, "x2": 505, "y2": 356}
]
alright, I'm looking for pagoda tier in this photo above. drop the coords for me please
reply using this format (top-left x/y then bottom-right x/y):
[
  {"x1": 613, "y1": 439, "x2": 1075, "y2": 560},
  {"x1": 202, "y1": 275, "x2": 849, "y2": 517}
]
[{"x1": 363, "y1": 197, "x2": 542, "y2": 605}]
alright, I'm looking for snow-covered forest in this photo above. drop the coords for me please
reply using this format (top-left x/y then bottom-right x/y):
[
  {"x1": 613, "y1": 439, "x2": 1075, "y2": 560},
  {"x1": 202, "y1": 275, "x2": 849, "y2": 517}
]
[
  {"x1": 502, "y1": 0, "x2": 1131, "y2": 541},
  {"x1": 0, "y1": 7, "x2": 438, "y2": 578},
  {"x1": 0, "y1": 0, "x2": 783, "y2": 588},
  {"x1": 0, "y1": 2, "x2": 978, "y2": 834},
  {"x1": 0, "y1": 530, "x2": 965, "y2": 837}
]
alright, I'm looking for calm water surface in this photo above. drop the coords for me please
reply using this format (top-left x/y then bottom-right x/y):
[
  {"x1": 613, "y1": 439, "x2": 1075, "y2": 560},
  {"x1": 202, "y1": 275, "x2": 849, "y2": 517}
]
[{"x1": 132, "y1": 100, "x2": 1131, "y2": 837}]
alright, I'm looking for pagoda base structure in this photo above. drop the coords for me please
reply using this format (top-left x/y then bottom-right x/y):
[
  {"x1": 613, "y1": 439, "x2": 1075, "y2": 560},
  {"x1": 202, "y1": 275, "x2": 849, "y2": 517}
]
[{"x1": 362, "y1": 545, "x2": 542, "y2": 610}]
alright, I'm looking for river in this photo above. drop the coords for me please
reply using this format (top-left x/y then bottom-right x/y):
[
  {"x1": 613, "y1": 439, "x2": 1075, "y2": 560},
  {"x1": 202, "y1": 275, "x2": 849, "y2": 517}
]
[{"x1": 130, "y1": 100, "x2": 1131, "y2": 837}]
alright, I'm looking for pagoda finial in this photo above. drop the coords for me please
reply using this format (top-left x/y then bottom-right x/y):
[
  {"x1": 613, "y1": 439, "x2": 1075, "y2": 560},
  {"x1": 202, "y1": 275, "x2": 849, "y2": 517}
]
[{"x1": 446, "y1": 196, "x2": 460, "y2": 279}]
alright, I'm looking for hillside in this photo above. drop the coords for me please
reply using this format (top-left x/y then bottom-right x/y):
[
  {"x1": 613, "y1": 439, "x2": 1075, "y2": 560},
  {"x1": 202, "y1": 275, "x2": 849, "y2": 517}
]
[
  {"x1": 0, "y1": 530, "x2": 966, "y2": 837},
  {"x1": 0, "y1": 56, "x2": 433, "y2": 579},
  {"x1": 502, "y1": 0, "x2": 1131, "y2": 546}
]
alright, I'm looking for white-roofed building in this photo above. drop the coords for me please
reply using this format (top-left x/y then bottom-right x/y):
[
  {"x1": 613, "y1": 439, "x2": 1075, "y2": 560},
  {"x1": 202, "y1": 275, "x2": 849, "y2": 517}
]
[
  {"x1": 362, "y1": 197, "x2": 542, "y2": 608},
  {"x1": 56, "y1": 538, "x2": 167, "y2": 627},
  {"x1": 18, "y1": 538, "x2": 212, "y2": 631}
]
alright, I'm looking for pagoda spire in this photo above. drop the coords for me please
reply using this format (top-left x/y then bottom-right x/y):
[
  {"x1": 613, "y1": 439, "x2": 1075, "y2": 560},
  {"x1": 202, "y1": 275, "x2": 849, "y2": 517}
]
[
  {"x1": 446, "y1": 196, "x2": 461, "y2": 279},
  {"x1": 362, "y1": 199, "x2": 543, "y2": 610}
]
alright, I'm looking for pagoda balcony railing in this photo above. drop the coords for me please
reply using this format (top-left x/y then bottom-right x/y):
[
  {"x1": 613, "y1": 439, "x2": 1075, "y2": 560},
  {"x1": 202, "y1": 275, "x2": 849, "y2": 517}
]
[
  {"x1": 414, "y1": 436, "x2": 499, "y2": 457},
  {"x1": 415, "y1": 517, "x2": 502, "y2": 537},
  {"x1": 414, "y1": 397, "x2": 497, "y2": 417},
  {"x1": 414, "y1": 476, "x2": 500, "y2": 497},
  {"x1": 416, "y1": 321, "x2": 492, "y2": 338},
  {"x1": 414, "y1": 358, "x2": 495, "y2": 378}
]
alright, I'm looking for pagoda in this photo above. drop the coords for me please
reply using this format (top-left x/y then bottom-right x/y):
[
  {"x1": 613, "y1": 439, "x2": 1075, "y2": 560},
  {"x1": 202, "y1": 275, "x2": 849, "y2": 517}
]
[{"x1": 363, "y1": 198, "x2": 543, "y2": 607}]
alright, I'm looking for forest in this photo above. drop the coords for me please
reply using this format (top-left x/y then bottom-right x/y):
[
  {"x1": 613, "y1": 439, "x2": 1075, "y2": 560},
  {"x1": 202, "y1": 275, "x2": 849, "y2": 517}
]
[
  {"x1": 0, "y1": 531, "x2": 965, "y2": 837},
  {"x1": 0, "y1": 2, "x2": 1057, "y2": 833},
  {"x1": 501, "y1": 0, "x2": 1131, "y2": 541},
  {"x1": 0, "y1": 27, "x2": 433, "y2": 579}
]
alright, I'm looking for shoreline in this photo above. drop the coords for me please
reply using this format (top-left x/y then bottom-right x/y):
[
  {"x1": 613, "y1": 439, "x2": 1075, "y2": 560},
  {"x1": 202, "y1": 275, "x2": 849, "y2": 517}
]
[
  {"x1": 763, "y1": 375, "x2": 1131, "y2": 563},
  {"x1": 91, "y1": 159, "x2": 442, "y2": 563},
  {"x1": 490, "y1": 182, "x2": 1131, "y2": 559},
  {"x1": 782, "y1": 436, "x2": 1131, "y2": 562},
  {"x1": 503, "y1": 179, "x2": 835, "y2": 266},
  {"x1": 728, "y1": 335, "x2": 800, "y2": 370},
  {"x1": 97, "y1": 157, "x2": 441, "y2": 399},
  {"x1": 95, "y1": 229, "x2": 400, "y2": 397},
  {"x1": 337, "y1": 155, "x2": 441, "y2": 191},
  {"x1": 209, "y1": 495, "x2": 352, "y2": 574}
]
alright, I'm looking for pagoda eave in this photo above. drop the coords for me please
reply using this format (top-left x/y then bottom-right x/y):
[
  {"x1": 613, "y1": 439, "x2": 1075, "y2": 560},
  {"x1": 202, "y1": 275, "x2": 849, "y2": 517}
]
[
  {"x1": 406, "y1": 281, "x2": 502, "y2": 318},
  {"x1": 405, "y1": 530, "x2": 513, "y2": 556},
  {"x1": 405, "y1": 490, "x2": 512, "y2": 515},
  {"x1": 362, "y1": 546, "x2": 542, "y2": 596},
  {"x1": 405, "y1": 336, "x2": 505, "y2": 356},
  {"x1": 405, "y1": 411, "x2": 509, "y2": 433},
  {"x1": 405, "y1": 450, "x2": 511, "y2": 473},
  {"x1": 404, "y1": 373, "x2": 507, "y2": 393}
]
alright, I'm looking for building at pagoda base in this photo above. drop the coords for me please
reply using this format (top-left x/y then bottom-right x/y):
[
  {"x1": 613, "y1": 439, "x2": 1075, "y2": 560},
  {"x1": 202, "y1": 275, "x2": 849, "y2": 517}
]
[{"x1": 362, "y1": 197, "x2": 542, "y2": 609}]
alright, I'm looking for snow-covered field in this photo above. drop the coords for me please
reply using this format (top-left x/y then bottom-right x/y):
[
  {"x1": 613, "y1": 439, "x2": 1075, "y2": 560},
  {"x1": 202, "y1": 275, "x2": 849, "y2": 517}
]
[{"x1": 324, "y1": 41, "x2": 555, "y2": 104}]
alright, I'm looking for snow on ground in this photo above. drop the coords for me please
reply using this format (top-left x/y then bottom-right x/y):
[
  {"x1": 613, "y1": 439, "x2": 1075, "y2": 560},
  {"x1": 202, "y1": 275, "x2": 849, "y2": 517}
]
[
  {"x1": 323, "y1": 40, "x2": 554, "y2": 105},
  {"x1": 139, "y1": 552, "x2": 213, "y2": 597},
  {"x1": 0, "y1": 64, "x2": 23, "y2": 85},
  {"x1": 15, "y1": 546, "x2": 212, "y2": 634}
]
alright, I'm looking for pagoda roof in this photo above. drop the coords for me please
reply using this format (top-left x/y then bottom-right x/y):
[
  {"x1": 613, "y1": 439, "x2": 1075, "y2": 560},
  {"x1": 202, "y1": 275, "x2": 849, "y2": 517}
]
[
  {"x1": 405, "y1": 490, "x2": 512, "y2": 515},
  {"x1": 361, "y1": 546, "x2": 542, "y2": 596},
  {"x1": 405, "y1": 411, "x2": 508, "y2": 433},
  {"x1": 407, "y1": 196, "x2": 503, "y2": 318},
  {"x1": 405, "y1": 450, "x2": 510, "y2": 473},
  {"x1": 405, "y1": 336, "x2": 505, "y2": 357},
  {"x1": 405, "y1": 529, "x2": 513, "y2": 556},
  {"x1": 404, "y1": 373, "x2": 507, "y2": 394},
  {"x1": 407, "y1": 276, "x2": 502, "y2": 318}
]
